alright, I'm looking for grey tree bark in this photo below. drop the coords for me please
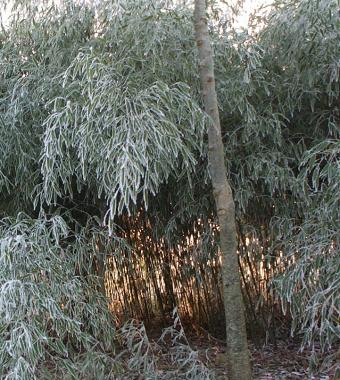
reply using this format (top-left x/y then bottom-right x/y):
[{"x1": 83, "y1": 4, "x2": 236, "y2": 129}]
[{"x1": 193, "y1": 1, "x2": 252, "y2": 379}]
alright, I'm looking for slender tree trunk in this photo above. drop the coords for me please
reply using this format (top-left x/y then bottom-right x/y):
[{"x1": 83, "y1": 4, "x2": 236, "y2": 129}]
[{"x1": 194, "y1": 1, "x2": 252, "y2": 379}]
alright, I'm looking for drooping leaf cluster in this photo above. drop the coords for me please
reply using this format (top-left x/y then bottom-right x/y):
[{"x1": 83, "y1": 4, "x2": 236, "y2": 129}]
[{"x1": 0, "y1": 0, "x2": 205, "y2": 219}]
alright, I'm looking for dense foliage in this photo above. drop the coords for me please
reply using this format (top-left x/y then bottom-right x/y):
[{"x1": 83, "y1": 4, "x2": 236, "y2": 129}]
[
  {"x1": 0, "y1": 214, "x2": 118, "y2": 379},
  {"x1": 0, "y1": 0, "x2": 339, "y2": 378}
]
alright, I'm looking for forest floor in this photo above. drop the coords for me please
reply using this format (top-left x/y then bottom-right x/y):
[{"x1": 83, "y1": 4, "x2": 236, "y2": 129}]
[
  {"x1": 189, "y1": 335, "x2": 339, "y2": 380},
  {"x1": 143, "y1": 322, "x2": 339, "y2": 379}
]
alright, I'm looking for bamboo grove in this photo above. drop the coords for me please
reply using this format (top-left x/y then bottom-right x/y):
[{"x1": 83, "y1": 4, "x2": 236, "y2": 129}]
[{"x1": 0, "y1": 0, "x2": 339, "y2": 379}]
